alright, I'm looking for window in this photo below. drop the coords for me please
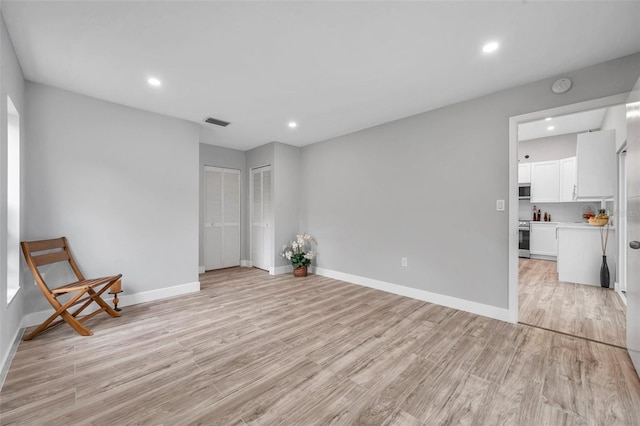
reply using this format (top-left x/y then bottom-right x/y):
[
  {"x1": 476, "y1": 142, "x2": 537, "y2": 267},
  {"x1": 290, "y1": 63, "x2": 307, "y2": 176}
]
[{"x1": 7, "y1": 96, "x2": 20, "y2": 303}]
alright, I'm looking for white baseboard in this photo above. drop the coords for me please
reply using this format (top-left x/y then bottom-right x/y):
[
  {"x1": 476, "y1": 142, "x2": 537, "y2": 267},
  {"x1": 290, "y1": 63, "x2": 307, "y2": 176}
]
[
  {"x1": 0, "y1": 327, "x2": 24, "y2": 391},
  {"x1": 530, "y1": 254, "x2": 557, "y2": 261},
  {"x1": 314, "y1": 267, "x2": 511, "y2": 323},
  {"x1": 240, "y1": 260, "x2": 252, "y2": 267},
  {"x1": 118, "y1": 281, "x2": 200, "y2": 307},
  {"x1": 21, "y1": 281, "x2": 201, "y2": 328},
  {"x1": 198, "y1": 266, "x2": 205, "y2": 274}
]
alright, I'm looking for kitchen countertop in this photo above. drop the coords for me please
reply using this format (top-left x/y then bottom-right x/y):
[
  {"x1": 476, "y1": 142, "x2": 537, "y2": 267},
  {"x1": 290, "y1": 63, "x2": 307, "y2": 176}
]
[
  {"x1": 528, "y1": 221, "x2": 615, "y2": 229},
  {"x1": 530, "y1": 220, "x2": 616, "y2": 231},
  {"x1": 556, "y1": 222, "x2": 615, "y2": 229}
]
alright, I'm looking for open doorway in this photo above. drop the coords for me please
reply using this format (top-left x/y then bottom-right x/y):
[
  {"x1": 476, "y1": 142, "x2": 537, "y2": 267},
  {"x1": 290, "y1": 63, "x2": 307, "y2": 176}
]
[{"x1": 509, "y1": 94, "x2": 629, "y2": 348}]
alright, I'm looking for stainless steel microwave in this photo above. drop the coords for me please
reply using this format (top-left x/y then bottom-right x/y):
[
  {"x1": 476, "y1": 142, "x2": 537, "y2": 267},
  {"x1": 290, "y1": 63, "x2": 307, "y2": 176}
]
[{"x1": 518, "y1": 184, "x2": 531, "y2": 200}]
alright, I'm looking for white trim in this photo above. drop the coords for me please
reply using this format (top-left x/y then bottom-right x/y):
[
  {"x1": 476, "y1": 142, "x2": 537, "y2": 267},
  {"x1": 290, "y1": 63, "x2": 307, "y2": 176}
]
[
  {"x1": 314, "y1": 267, "x2": 511, "y2": 322},
  {"x1": 508, "y1": 92, "x2": 630, "y2": 324},
  {"x1": 616, "y1": 285, "x2": 627, "y2": 306},
  {"x1": 118, "y1": 281, "x2": 200, "y2": 307},
  {"x1": 617, "y1": 144, "x2": 628, "y2": 294},
  {"x1": 6, "y1": 286, "x2": 20, "y2": 306},
  {"x1": 240, "y1": 259, "x2": 253, "y2": 267},
  {"x1": 529, "y1": 254, "x2": 557, "y2": 261},
  {"x1": 198, "y1": 266, "x2": 205, "y2": 274},
  {"x1": 0, "y1": 327, "x2": 24, "y2": 391},
  {"x1": 21, "y1": 281, "x2": 201, "y2": 328}
]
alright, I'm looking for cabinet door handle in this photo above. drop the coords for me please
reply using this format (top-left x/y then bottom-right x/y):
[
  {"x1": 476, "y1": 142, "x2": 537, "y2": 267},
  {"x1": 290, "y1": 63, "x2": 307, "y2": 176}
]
[{"x1": 631, "y1": 241, "x2": 640, "y2": 250}]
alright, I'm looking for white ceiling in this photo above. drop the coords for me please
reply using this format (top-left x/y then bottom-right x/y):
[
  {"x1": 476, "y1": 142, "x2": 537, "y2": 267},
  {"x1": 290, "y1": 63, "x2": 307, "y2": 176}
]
[
  {"x1": 518, "y1": 108, "x2": 608, "y2": 141},
  {"x1": 2, "y1": 1, "x2": 640, "y2": 151}
]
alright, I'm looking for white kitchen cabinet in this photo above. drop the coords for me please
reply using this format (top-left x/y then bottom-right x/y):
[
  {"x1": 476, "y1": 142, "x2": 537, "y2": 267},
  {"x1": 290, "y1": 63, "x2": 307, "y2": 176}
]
[
  {"x1": 559, "y1": 157, "x2": 576, "y2": 202},
  {"x1": 530, "y1": 223, "x2": 558, "y2": 257},
  {"x1": 575, "y1": 130, "x2": 616, "y2": 199},
  {"x1": 531, "y1": 160, "x2": 560, "y2": 203},
  {"x1": 518, "y1": 163, "x2": 531, "y2": 184}
]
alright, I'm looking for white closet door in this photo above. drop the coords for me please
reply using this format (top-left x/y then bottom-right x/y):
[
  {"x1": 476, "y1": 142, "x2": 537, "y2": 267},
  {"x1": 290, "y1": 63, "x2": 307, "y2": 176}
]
[
  {"x1": 222, "y1": 170, "x2": 241, "y2": 267},
  {"x1": 204, "y1": 167, "x2": 223, "y2": 270},
  {"x1": 204, "y1": 166, "x2": 241, "y2": 271},
  {"x1": 251, "y1": 166, "x2": 272, "y2": 271}
]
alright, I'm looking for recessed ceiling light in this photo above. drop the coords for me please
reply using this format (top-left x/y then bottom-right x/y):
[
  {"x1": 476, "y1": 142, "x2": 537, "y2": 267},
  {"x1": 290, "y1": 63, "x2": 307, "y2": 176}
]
[
  {"x1": 147, "y1": 77, "x2": 161, "y2": 87},
  {"x1": 482, "y1": 41, "x2": 499, "y2": 53},
  {"x1": 288, "y1": 121, "x2": 297, "y2": 129},
  {"x1": 545, "y1": 117, "x2": 552, "y2": 121},
  {"x1": 547, "y1": 126, "x2": 555, "y2": 131}
]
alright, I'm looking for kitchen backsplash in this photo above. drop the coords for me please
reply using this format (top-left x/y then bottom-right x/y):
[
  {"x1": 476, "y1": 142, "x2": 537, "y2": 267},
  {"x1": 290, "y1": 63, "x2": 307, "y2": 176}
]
[{"x1": 518, "y1": 200, "x2": 615, "y2": 223}]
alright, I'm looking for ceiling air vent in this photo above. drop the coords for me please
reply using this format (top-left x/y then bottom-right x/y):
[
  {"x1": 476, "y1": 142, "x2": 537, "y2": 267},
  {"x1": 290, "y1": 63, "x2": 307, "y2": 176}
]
[{"x1": 204, "y1": 117, "x2": 231, "y2": 127}]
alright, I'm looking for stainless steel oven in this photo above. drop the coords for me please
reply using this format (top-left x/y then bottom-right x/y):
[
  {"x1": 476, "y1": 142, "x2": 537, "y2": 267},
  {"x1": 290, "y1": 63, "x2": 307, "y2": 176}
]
[{"x1": 519, "y1": 220, "x2": 530, "y2": 258}]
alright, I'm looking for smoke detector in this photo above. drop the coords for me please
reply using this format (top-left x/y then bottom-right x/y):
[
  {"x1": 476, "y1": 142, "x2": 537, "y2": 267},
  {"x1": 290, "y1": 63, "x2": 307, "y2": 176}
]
[{"x1": 551, "y1": 78, "x2": 572, "y2": 94}]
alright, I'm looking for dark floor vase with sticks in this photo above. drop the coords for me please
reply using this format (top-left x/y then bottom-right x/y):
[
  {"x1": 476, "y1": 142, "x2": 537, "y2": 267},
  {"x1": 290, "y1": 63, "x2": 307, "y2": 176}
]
[
  {"x1": 597, "y1": 217, "x2": 611, "y2": 289},
  {"x1": 600, "y1": 255, "x2": 610, "y2": 288}
]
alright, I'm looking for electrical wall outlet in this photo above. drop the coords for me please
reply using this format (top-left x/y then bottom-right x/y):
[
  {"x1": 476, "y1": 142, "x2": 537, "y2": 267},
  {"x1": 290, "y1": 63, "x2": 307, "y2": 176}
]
[{"x1": 401, "y1": 257, "x2": 408, "y2": 267}]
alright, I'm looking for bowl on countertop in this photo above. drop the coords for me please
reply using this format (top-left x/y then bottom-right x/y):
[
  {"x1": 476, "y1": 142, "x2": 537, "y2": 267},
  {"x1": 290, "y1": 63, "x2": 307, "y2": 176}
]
[{"x1": 588, "y1": 217, "x2": 609, "y2": 226}]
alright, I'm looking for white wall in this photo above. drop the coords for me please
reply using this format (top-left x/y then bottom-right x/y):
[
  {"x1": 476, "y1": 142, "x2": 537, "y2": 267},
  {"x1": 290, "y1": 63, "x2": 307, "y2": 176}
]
[
  {"x1": 273, "y1": 142, "x2": 301, "y2": 269},
  {"x1": 300, "y1": 52, "x2": 640, "y2": 313},
  {"x1": 601, "y1": 104, "x2": 628, "y2": 151},
  {"x1": 23, "y1": 83, "x2": 200, "y2": 315},
  {"x1": 199, "y1": 142, "x2": 247, "y2": 267},
  {"x1": 0, "y1": 9, "x2": 26, "y2": 386}
]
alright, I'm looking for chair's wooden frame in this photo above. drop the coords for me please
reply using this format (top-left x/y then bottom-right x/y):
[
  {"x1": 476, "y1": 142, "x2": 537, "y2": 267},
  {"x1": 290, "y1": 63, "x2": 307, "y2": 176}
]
[{"x1": 21, "y1": 237, "x2": 122, "y2": 340}]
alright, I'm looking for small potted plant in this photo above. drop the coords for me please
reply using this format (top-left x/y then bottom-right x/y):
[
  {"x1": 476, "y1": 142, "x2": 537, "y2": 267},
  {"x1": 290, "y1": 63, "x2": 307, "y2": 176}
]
[{"x1": 281, "y1": 233, "x2": 317, "y2": 277}]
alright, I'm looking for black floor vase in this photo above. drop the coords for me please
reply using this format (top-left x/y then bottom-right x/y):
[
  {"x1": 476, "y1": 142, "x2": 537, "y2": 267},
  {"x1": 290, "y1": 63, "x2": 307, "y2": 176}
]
[{"x1": 600, "y1": 255, "x2": 610, "y2": 288}]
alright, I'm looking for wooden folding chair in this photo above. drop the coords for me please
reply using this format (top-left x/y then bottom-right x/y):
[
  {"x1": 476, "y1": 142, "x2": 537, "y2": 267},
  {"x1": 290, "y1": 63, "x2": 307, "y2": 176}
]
[{"x1": 21, "y1": 237, "x2": 122, "y2": 340}]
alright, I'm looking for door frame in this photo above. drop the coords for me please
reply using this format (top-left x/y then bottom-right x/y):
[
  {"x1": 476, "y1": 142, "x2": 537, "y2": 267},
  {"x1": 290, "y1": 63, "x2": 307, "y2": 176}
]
[
  {"x1": 617, "y1": 145, "x2": 628, "y2": 296},
  {"x1": 250, "y1": 164, "x2": 273, "y2": 273},
  {"x1": 508, "y1": 92, "x2": 629, "y2": 323}
]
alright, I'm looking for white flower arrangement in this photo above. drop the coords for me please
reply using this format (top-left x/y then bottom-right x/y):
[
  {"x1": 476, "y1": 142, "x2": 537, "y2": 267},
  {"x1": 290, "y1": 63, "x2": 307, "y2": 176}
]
[{"x1": 281, "y1": 233, "x2": 317, "y2": 269}]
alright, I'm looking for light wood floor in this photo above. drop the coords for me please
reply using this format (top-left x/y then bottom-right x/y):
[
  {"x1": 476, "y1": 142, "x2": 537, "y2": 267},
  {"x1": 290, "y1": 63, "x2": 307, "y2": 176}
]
[
  {"x1": 519, "y1": 258, "x2": 627, "y2": 348},
  {"x1": 1, "y1": 267, "x2": 639, "y2": 425}
]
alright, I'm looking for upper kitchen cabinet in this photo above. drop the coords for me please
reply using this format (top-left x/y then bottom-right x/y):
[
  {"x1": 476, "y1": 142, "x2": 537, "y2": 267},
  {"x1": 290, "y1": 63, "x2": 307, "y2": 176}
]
[
  {"x1": 559, "y1": 157, "x2": 576, "y2": 202},
  {"x1": 531, "y1": 160, "x2": 560, "y2": 202},
  {"x1": 575, "y1": 130, "x2": 616, "y2": 199},
  {"x1": 518, "y1": 163, "x2": 531, "y2": 184}
]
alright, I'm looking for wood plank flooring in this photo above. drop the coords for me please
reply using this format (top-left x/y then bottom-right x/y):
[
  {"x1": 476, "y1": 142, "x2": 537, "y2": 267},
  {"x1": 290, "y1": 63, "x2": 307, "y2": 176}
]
[
  {"x1": 1, "y1": 267, "x2": 639, "y2": 425},
  {"x1": 519, "y1": 258, "x2": 627, "y2": 348}
]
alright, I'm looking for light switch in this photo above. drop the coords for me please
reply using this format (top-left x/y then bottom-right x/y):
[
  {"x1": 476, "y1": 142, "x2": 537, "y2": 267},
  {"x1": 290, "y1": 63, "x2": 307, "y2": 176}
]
[{"x1": 496, "y1": 200, "x2": 505, "y2": 211}]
